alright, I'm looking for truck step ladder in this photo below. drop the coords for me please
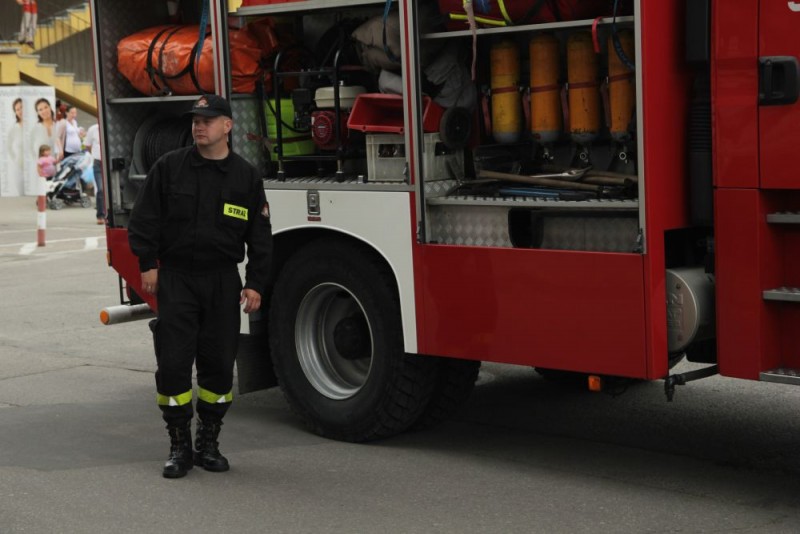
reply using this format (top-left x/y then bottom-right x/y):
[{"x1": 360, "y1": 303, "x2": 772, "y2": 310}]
[
  {"x1": 763, "y1": 212, "x2": 800, "y2": 302},
  {"x1": 762, "y1": 287, "x2": 800, "y2": 302},
  {"x1": 766, "y1": 211, "x2": 800, "y2": 224},
  {"x1": 760, "y1": 211, "x2": 800, "y2": 384},
  {"x1": 760, "y1": 368, "x2": 800, "y2": 385}
]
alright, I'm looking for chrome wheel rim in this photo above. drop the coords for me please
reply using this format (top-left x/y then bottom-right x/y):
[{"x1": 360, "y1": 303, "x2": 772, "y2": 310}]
[{"x1": 295, "y1": 283, "x2": 374, "y2": 400}]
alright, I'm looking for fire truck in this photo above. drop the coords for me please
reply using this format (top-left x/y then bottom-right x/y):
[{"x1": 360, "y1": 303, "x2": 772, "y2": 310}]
[{"x1": 93, "y1": 0, "x2": 800, "y2": 443}]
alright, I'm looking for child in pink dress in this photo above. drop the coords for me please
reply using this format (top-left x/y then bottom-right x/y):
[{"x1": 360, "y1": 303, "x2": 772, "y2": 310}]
[{"x1": 37, "y1": 144, "x2": 56, "y2": 180}]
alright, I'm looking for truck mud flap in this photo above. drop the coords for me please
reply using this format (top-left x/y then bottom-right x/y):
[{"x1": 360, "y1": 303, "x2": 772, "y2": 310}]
[{"x1": 236, "y1": 332, "x2": 278, "y2": 394}]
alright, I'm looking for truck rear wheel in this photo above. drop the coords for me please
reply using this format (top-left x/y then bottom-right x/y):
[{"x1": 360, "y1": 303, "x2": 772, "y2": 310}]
[
  {"x1": 412, "y1": 357, "x2": 480, "y2": 430},
  {"x1": 269, "y1": 239, "x2": 436, "y2": 442}
]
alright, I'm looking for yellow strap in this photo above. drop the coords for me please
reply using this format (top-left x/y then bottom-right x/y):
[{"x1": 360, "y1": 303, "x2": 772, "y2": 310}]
[
  {"x1": 198, "y1": 387, "x2": 233, "y2": 404},
  {"x1": 497, "y1": 0, "x2": 514, "y2": 25},
  {"x1": 456, "y1": 0, "x2": 512, "y2": 26},
  {"x1": 157, "y1": 390, "x2": 193, "y2": 407},
  {"x1": 449, "y1": 13, "x2": 507, "y2": 27}
]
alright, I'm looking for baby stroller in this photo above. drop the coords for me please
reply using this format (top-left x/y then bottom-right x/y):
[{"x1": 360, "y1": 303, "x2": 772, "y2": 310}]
[{"x1": 46, "y1": 153, "x2": 94, "y2": 210}]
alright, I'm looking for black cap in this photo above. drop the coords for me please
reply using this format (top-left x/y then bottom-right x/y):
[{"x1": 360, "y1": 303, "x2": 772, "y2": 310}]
[{"x1": 185, "y1": 94, "x2": 232, "y2": 118}]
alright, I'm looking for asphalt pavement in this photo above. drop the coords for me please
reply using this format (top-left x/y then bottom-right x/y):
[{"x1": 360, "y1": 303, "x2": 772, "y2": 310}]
[{"x1": 1, "y1": 196, "x2": 800, "y2": 533}]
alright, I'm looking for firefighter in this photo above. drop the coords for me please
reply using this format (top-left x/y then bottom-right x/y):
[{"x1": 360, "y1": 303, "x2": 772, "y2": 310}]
[{"x1": 128, "y1": 94, "x2": 272, "y2": 478}]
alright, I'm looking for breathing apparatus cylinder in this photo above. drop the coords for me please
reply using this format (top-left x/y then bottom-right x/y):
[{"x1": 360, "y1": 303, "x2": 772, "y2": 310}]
[
  {"x1": 490, "y1": 40, "x2": 522, "y2": 144},
  {"x1": 567, "y1": 31, "x2": 600, "y2": 145},
  {"x1": 608, "y1": 29, "x2": 636, "y2": 142},
  {"x1": 529, "y1": 33, "x2": 562, "y2": 145}
]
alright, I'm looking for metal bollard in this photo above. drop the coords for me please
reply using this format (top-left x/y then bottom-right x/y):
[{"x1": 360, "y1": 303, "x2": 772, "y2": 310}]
[{"x1": 36, "y1": 193, "x2": 46, "y2": 247}]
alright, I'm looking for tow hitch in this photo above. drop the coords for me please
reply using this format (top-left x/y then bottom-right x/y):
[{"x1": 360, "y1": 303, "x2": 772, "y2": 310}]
[{"x1": 664, "y1": 364, "x2": 719, "y2": 401}]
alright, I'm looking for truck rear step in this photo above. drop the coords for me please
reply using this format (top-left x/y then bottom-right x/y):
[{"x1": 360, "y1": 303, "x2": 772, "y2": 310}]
[
  {"x1": 762, "y1": 287, "x2": 800, "y2": 302},
  {"x1": 763, "y1": 211, "x2": 800, "y2": 302},
  {"x1": 760, "y1": 368, "x2": 800, "y2": 385},
  {"x1": 766, "y1": 211, "x2": 800, "y2": 224}
]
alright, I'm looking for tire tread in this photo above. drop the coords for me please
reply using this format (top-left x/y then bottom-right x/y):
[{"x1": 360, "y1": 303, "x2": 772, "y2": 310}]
[{"x1": 270, "y1": 238, "x2": 436, "y2": 442}]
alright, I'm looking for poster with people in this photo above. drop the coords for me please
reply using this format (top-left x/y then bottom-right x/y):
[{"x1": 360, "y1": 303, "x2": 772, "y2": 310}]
[{"x1": 0, "y1": 86, "x2": 57, "y2": 196}]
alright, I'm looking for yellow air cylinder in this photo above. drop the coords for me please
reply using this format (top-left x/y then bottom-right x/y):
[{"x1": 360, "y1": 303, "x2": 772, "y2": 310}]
[
  {"x1": 529, "y1": 33, "x2": 562, "y2": 145},
  {"x1": 608, "y1": 29, "x2": 636, "y2": 142},
  {"x1": 567, "y1": 31, "x2": 600, "y2": 145},
  {"x1": 490, "y1": 40, "x2": 522, "y2": 144}
]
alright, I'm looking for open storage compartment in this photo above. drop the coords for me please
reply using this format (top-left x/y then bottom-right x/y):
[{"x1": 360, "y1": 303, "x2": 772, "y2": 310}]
[{"x1": 411, "y1": 0, "x2": 642, "y2": 253}]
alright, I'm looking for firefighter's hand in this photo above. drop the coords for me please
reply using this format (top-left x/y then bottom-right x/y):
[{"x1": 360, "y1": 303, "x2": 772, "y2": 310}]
[
  {"x1": 141, "y1": 269, "x2": 158, "y2": 295},
  {"x1": 240, "y1": 288, "x2": 261, "y2": 313}
]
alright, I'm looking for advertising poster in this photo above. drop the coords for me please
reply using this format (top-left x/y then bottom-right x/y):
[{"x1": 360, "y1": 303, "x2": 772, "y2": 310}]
[{"x1": 0, "y1": 86, "x2": 57, "y2": 196}]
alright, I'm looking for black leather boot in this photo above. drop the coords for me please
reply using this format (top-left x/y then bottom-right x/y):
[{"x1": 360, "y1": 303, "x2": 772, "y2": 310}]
[
  {"x1": 163, "y1": 424, "x2": 193, "y2": 479},
  {"x1": 194, "y1": 420, "x2": 230, "y2": 472}
]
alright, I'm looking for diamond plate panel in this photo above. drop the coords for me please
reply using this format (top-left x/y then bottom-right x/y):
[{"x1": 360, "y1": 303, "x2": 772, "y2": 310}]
[
  {"x1": 429, "y1": 205, "x2": 640, "y2": 252},
  {"x1": 423, "y1": 179, "x2": 458, "y2": 242},
  {"x1": 105, "y1": 102, "x2": 192, "y2": 171},
  {"x1": 424, "y1": 179, "x2": 458, "y2": 199},
  {"x1": 104, "y1": 104, "x2": 140, "y2": 168},
  {"x1": 96, "y1": 1, "x2": 171, "y2": 100},
  {"x1": 232, "y1": 97, "x2": 268, "y2": 176},
  {"x1": 428, "y1": 205, "x2": 512, "y2": 247},
  {"x1": 540, "y1": 216, "x2": 639, "y2": 252}
]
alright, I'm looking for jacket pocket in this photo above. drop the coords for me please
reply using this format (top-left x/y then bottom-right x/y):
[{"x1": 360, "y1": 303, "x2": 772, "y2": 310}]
[{"x1": 166, "y1": 189, "x2": 196, "y2": 221}]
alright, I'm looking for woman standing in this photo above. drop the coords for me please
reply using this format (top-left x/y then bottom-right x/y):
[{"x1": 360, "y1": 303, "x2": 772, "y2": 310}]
[
  {"x1": 58, "y1": 105, "x2": 83, "y2": 159},
  {"x1": 28, "y1": 97, "x2": 58, "y2": 195},
  {"x1": 30, "y1": 98, "x2": 57, "y2": 157},
  {"x1": 3, "y1": 98, "x2": 25, "y2": 196}
]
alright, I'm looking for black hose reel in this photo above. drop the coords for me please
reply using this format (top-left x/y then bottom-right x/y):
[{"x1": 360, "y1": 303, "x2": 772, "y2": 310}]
[{"x1": 131, "y1": 115, "x2": 194, "y2": 175}]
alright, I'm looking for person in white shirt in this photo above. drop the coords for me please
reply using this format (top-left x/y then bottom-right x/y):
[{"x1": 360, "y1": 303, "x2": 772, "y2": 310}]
[
  {"x1": 58, "y1": 105, "x2": 83, "y2": 159},
  {"x1": 84, "y1": 123, "x2": 104, "y2": 224}
]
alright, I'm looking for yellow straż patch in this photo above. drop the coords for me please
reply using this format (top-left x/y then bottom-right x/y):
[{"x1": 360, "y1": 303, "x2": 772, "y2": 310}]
[{"x1": 223, "y1": 203, "x2": 248, "y2": 221}]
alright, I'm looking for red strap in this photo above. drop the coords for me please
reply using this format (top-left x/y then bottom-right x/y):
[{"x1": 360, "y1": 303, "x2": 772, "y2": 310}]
[
  {"x1": 568, "y1": 80, "x2": 599, "y2": 90},
  {"x1": 491, "y1": 86, "x2": 518, "y2": 95},
  {"x1": 482, "y1": 91, "x2": 492, "y2": 138},
  {"x1": 608, "y1": 72, "x2": 635, "y2": 83},
  {"x1": 592, "y1": 17, "x2": 603, "y2": 54},
  {"x1": 601, "y1": 79, "x2": 611, "y2": 130},
  {"x1": 530, "y1": 83, "x2": 560, "y2": 94},
  {"x1": 522, "y1": 89, "x2": 530, "y2": 131},
  {"x1": 560, "y1": 85, "x2": 570, "y2": 132}
]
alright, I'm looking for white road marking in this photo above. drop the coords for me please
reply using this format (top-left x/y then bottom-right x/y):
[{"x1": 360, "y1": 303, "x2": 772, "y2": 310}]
[
  {"x1": 19, "y1": 243, "x2": 37, "y2": 255},
  {"x1": 2, "y1": 235, "x2": 106, "y2": 258},
  {"x1": 0, "y1": 236, "x2": 105, "y2": 249},
  {"x1": 0, "y1": 226, "x2": 97, "y2": 236}
]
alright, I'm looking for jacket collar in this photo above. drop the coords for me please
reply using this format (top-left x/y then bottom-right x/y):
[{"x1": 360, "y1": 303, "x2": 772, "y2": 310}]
[{"x1": 189, "y1": 146, "x2": 230, "y2": 172}]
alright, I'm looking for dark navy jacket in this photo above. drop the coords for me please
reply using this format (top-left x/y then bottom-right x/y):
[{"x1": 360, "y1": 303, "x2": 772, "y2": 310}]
[{"x1": 128, "y1": 146, "x2": 272, "y2": 294}]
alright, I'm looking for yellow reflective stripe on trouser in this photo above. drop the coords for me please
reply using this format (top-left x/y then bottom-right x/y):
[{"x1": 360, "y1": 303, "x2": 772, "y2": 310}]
[
  {"x1": 198, "y1": 387, "x2": 233, "y2": 404},
  {"x1": 157, "y1": 390, "x2": 193, "y2": 407}
]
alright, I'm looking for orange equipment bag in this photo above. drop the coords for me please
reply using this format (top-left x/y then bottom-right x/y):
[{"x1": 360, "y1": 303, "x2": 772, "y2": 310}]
[
  {"x1": 439, "y1": 0, "x2": 624, "y2": 30},
  {"x1": 117, "y1": 23, "x2": 277, "y2": 96}
]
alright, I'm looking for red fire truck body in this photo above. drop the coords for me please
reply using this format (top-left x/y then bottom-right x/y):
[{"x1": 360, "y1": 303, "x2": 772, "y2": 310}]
[
  {"x1": 92, "y1": 0, "x2": 800, "y2": 441},
  {"x1": 714, "y1": 1, "x2": 800, "y2": 381}
]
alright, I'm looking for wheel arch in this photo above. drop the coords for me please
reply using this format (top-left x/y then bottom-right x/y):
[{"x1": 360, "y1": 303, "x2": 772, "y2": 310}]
[{"x1": 269, "y1": 227, "x2": 418, "y2": 354}]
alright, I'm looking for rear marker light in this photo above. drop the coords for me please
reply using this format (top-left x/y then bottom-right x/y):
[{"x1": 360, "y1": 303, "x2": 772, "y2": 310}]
[{"x1": 588, "y1": 375, "x2": 603, "y2": 392}]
